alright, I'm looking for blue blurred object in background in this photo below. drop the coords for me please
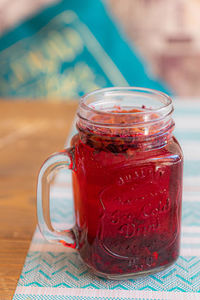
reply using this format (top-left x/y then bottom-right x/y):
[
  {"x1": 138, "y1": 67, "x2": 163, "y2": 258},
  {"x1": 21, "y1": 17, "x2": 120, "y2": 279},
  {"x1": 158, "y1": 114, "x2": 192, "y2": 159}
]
[{"x1": 0, "y1": 0, "x2": 171, "y2": 99}]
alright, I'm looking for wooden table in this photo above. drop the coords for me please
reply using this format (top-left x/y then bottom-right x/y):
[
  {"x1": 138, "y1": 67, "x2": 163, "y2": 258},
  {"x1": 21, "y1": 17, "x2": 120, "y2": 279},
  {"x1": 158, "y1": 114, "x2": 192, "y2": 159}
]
[{"x1": 0, "y1": 101, "x2": 78, "y2": 299}]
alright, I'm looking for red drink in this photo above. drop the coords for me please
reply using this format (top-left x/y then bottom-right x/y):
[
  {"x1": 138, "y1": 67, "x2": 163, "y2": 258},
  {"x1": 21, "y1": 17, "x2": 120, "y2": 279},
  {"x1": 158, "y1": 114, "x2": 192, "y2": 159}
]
[
  {"x1": 71, "y1": 104, "x2": 183, "y2": 278},
  {"x1": 37, "y1": 87, "x2": 183, "y2": 279}
]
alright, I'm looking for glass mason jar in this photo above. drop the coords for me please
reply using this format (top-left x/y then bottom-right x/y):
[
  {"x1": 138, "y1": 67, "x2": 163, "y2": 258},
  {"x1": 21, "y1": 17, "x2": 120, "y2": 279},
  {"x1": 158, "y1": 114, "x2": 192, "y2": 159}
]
[{"x1": 37, "y1": 87, "x2": 183, "y2": 279}]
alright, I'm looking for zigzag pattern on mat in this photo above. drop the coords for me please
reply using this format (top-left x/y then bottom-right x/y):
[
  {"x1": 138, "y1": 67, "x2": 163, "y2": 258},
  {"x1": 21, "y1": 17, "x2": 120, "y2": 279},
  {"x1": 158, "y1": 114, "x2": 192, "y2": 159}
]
[{"x1": 18, "y1": 252, "x2": 200, "y2": 292}]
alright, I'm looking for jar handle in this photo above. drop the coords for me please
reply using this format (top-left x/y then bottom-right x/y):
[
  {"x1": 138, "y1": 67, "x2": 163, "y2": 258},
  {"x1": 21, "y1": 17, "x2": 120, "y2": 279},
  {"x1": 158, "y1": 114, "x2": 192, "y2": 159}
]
[{"x1": 37, "y1": 148, "x2": 77, "y2": 248}]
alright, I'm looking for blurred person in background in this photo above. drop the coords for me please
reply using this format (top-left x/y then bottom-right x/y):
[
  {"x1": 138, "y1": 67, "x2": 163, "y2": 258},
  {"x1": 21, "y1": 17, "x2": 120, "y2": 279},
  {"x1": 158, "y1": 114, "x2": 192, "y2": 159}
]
[{"x1": 0, "y1": 0, "x2": 170, "y2": 100}]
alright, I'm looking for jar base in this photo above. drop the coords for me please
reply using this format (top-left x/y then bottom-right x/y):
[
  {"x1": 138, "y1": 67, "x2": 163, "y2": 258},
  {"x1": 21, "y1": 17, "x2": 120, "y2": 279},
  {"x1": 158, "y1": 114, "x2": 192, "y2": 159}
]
[{"x1": 88, "y1": 259, "x2": 177, "y2": 280}]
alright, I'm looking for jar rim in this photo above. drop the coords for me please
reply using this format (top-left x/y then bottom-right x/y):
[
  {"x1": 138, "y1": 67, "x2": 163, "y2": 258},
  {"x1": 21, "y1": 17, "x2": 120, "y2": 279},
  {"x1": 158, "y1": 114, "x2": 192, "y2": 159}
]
[{"x1": 78, "y1": 87, "x2": 173, "y2": 127}]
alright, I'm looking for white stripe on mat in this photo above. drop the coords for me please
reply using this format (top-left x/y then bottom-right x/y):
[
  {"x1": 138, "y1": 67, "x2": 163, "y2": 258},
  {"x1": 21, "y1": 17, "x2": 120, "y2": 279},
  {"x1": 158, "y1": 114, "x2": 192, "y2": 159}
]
[
  {"x1": 181, "y1": 237, "x2": 200, "y2": 244},
  {"x1": 14, "y1": 286, "x2": 200, "y2": 300},
  {"x1": 28, "y1": 242, "x2": 200, "y2": 256},
  {"x1": 52, "y1": 175, "x2": 200, "y2": 187},
  {"x1": 183, "y1": 195, "x2": 200, "y2": 202},
  {"x1": 181, "y1": 142, "x2": 200, "y2": 160},
  {"x1": 33, "y1": 226, "x2": 200, "y2": 239},
  {"x1": 182, "y1": 226, "x2": 200, "y2": 233},
  {"x1": 49, "y1": 189, "x2": 200, "y2": 200},
  {"x1": 175, "y1": 116, "x2": 200, "y2": 131}
]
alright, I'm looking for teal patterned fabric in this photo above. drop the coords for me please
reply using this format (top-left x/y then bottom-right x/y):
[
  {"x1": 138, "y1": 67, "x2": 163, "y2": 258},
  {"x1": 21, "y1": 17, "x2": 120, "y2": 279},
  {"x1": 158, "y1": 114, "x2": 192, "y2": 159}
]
[
  {"x1": 0, "y1": 0, "x2": 170, "y2": 99},
  {"x1": 13, "y1": 100, "x2": 200, "y2": 299}
]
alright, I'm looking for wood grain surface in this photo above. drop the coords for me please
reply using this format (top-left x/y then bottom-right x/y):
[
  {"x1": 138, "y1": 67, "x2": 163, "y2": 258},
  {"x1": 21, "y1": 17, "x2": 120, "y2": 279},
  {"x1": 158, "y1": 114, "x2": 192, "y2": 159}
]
[{"x1": 0, "y1": 100, "x2": 78, "y2": 299}]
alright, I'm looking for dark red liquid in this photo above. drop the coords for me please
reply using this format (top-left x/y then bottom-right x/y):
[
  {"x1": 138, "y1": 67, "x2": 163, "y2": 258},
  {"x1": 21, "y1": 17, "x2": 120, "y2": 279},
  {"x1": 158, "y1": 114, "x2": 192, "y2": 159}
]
[{"x1": 71, "y1": 123, "x2": 183, "y2": 277}]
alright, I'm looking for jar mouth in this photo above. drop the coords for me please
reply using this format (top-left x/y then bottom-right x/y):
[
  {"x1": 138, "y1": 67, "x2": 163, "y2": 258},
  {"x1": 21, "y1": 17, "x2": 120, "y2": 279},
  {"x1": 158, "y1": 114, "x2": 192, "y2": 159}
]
[{"x1": 78, "y1": 87, "x2": 173, "y2": 128}]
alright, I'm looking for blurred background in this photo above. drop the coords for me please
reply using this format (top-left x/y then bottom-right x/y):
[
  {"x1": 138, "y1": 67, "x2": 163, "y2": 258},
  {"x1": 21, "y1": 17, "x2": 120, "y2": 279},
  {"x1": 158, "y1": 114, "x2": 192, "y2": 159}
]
[
  {"x1": 1, "y1": 2, "x2": 200, "y2": 297},
  {"x1": 0, "y1": 0, "x2": 200, "y2": 99},
  {"x1": 107, "y1": 0, "x2": 200, "y2": 97}
]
